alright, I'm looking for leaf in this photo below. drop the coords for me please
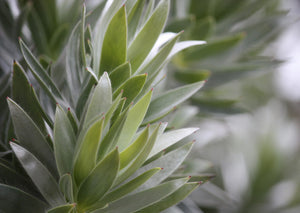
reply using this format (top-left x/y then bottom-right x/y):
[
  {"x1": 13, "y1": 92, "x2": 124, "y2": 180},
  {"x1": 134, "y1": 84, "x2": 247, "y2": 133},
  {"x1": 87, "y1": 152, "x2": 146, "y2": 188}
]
[
  {"x1": 149, "y1": 128, "x2": 198, "y2": 158},
  {"x1": 117, "y1": 89, "x2": 152, "y2": 151},
  {"x1": 73, "y1": 117, "x2": 104, "y2": 186},
  {"x1": 114, "y1": 124, "x2": 160, "y2": 186},
  {"x1": 7, "y1": 98, "x2": 57, "y2": 176},
  {"x1": 127, "y1": 0, "x2": 170, "y2": 73},
  {"x1": 47, "y1": 204, "x2": 76, "y2": 213},
  {"x1": 10, "y1": 143, "x2": 64, "y2": 207},
  {"x1": 53, "y1": 106, "x2": 76, "y2": 176},
  {"x1": 133, "y1": 142, "x2": 194, "y2": 191},
  {"x1": 95, "y1": 178, "x2": 189, "y2": 213},
  {"x1": 59, "y1": 173, "x2": 74, "y2": 203},
  {"x1": 12, "y1": 61, "x2": 46, "y2": 133},
  {"x1": 77, "y1": 148, "x2": 119, "y2": 210},
  {"x1": 100, "y1": 5, "x2": 127, "y2": 74},
  {"x1": 143, "y1": 81, "x2": 204, "y2": 124},
  {"x1": 84, "y1": 72, "x2": 112, "y2": 128},
  {"x1": 127, "y1": 0, "x2": 145, "y2": 42},
  {"x1": 135, "y1": 182, "x2": 200, "y2": 213},
  {"x1": 97, "y1": 107, "x2": 129, "y2": 161},
  {"x1": 119, "y1": 125, "x2": 149, "y2": 169},
  {"x1": 19, "y1": 38, "x2": 63, "y2": 102},
  {"x1": 0, "y1": 184, "x2": 48, "y2": 212},
  {"x1": 174, "y1": 69, "x2": 211, "y2": 83},
  {"x1": 98, "y1": 168, "x2": 161, "y2": 206},
  {"x1": 67, "y1": 108, "x2": 78, "y2": 134},
  {"x1": 113, "y1": 74, "x2": 147, "y2": 108},
  {"x1": 109, "y1": 62, "x2": 131, "y2": 91}
]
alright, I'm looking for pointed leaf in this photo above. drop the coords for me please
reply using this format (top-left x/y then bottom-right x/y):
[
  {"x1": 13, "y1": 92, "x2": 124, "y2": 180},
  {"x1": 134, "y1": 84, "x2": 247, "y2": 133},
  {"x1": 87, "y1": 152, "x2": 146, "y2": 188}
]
[
  {"x1": 59, "y1": 173, "x2": 74, "y2": 203},
  {"x1": 127, "y1": 0, "x2": 170, "y2": 73},
  {"x1": 149, "y1": 128, "x2": 198, "y2": 158},
  {"x1": 113, "y1": 74, "x2": 147, "y2": 108},
  {"x1": 109, "y1": 62, "x2": 131, "y2": 91},
  {"x1": 53, "y1": 106, "x2": 76, "y2": 176},
  {"x1": 143, "y1": 81, "x2": 204, "y2": 124},
  {"x1": 74, "y1": 117, "x2": 104, "y2": 185},
  {"x1": 77, "y1": 148, "x2": 119, "y2": 210},
  {"x1": 95, "y1": 178, "x2": 188, "y2": 213},
  {"x1": 114, "y1": 124, "x2": 160, "y2": 186},
  {"x1": 7, "y1": 98, "x2": 57, "y2": 176},
  {"x1": 47, "y1": 204, "x2": 76, "y2": 213},
  {"x1": 133, "y1": 142, "x2": 193, "y2": 191},
  {"x1": 100, "y1": 5, "x2": 127, "y2": 74},
  {"x1": 136, "y1": 182, "x2": 200, "y2": 213},
  {"x1": 10, "y1": 143, "x2": 64, "y2": 207},
  {"x1": 19, "y1": 38, "x2": 63, "y2": 101},
  {"x1": 84, "y1": 72, "x2": 112, "y2": 127},
  {"x1": 119, "y1": 125, "x2": 149, "y2": 169},
  {"x1": 117, "y1": 90, "x2": 152, "y2": 151},
  {"x1": 98, "y1": 167, "x2": 161, "y2": 207},
  {"x1": 0, "y1": 184, "x2": 48, "y2": 212},
  {"x1": 127, "y1": 0, "x2": 145, "y2": 42},
  {"x1": 12, "y1": 61, "x2": 46, "y2": 133}
]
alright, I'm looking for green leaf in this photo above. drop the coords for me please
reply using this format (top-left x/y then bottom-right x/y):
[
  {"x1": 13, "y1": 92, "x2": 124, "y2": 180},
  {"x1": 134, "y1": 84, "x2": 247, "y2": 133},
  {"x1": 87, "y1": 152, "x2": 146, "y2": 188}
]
[
  {"x1": 149, "y1": 128, "x2": 198, "y2": 158},
  {"x1": 133, "y1": 142, "x2": 194, "y2": 190},
  {"x1": 109, "y1": 62, "x2": 131, "y2": 91},
  {"x1": 59, "y1": 173, "x2": 74, "y2": 203},
  {"x1": 143, "y1": 81, "x2": 204, "y2": 124},
  {"x1": 12, "y1": 61, "x2": 46, "y2": 133},
  {"x1": 54, "y1": 106, "x2": 76, "y2": 176},
  {"x1": 77, "y1": 148, "x2": 119, "y2": 210},
  {"x1": 84, "y1": 72, "x2": 112, "y2": 128},
  {"x1": 113, "y1": 74, "x2": 147, "y2": 108},
  {"x1": 98, "y1": 168, "x2": 161, "y2": 207},
  {"x1": 7, "y1": 98, "x2": 57, "y2": 176},
  {"x1": 119, "y1": 125, "x2": 149, "y2": 169},
  {"x1": 127, "y1": 0, "x2": 145, "y2": 42},
  {"x1": 95, "y1": 178, "x2": 188, "y2": 213},
  {"x1": 97, "y1": 108, "x2": 129, "y2": 161},
  {"x1": 19, "y1": 38, "x2": 63, "y2": 102},
  {"x1": 135, "y1": 182, "x2": 200, "y2": 213},
  {"x1": 103, "y1": 92, "x2": 123, "y2": 130},
  {"x1": 67, "y1": 108, "x2": 78, "y2": 134},
  {"x1": 73, "y1": 117, "x2": 105, "y2": 186},
  {"x1": 117, "y1": 89, "x2": 153, "y2": 151},
  {"x1": 127, "y1": 0, "x2": 170, "y2": 73},
  {"x1": 114, "y1": 124, "x2": 160, "y2": 186},
  {"x1": 100, "y1": 5, "x2": 127, "y2": 74},
  {"x1": 174, "y1": 69, "x2": 211, "y2": 83},
  {"x1": 80, "y1": 5, "x2": 87, "y2": 68},
  {"x1": 183, "y1": 33, "x2": 245, "y2": 61},
  {"x1": 47, "y1": 203, "x2": 76, "y2": 213},
  {"x1": 10, "y1": 143, "x2": 64, "y2": 207},
  {"x1": 0, "y1": 184, "x2": 48, "y2": 212}
]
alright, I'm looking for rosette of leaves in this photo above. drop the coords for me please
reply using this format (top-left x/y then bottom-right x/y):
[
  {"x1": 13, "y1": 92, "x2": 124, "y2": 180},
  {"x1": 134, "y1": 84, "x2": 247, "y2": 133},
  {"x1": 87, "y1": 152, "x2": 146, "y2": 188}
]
[
  {"x1": 166, "y1": 0, "x2": 286, "y2": 114},
  {"x1": 0, "y1": 0, "x2": 212, "y2": 212}
]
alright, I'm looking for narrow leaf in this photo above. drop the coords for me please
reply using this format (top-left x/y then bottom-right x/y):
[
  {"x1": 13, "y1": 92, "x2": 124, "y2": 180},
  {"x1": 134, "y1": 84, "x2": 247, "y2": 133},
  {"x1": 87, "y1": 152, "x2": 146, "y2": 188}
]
[
  {"x1": 100, "y1": 5, "x2": 127, "y2": 74},
  {"x1": 10, "y1": 143, "x2": 64, "y2": 207},
  {"x1": 19, "y1": 38, "x2": 63, "y2": 101},
  {"x1": 84, "y1": 72, "x2": 112, "y2": 128},
  {"x1": 7, "y1": 98, "x2": 57, "y2": 176},
  {"x1": 54, "y1": 106, "x2": 76, "y2": 176},
  {"x1": 109, "y1": 62, "x2": 131, "y2": 91},
  {"x1": 113, "y1": 74, "x2": 147, "y2": 108},
  {"x1": 127, "y1": 0, "x2": 170, "y2": 73},
  {"x1": 73, "y1": 117, "x2": 104, "y2": 186},
  {"x1": 77, "y1": 148, "x2": 119, "y2": 210},
  {"x1": 95, "y1": 178, "x2": 188, "y2": 213},
  {"x1": 117, "y1": 89, "x2": 152, "y2": 151},
  {"x1": 143, "y1": 81, "x2": 204, "y2": 124},
  {"x1": 136, "y1": 182, "x2": 200, "y2": 213},
  {"x1": 127, "y1": 0, "x2": 145, "y2": 42}
]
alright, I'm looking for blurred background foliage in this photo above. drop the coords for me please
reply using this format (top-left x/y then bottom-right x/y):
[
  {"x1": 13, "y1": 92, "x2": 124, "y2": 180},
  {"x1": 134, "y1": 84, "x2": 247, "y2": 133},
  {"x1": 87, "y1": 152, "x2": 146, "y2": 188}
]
[{"x1": 1, "y1": 0, "x2": 300, "y2": 212}]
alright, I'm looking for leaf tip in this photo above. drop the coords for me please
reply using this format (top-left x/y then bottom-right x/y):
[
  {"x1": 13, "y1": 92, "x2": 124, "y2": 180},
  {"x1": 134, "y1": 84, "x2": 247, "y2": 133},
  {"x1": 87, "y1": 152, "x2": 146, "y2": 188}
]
[
  {"x1": 188, "y1": 176, "x2": 192, "y2": 179},
  {"x1": 151, "y1": 88, "x2": 154, "y2": 92},
  {"x1": 198, "y1": 181, "x2": 203, "y2": 185},
  {"x1": 160, "y1": 167, "x2": 164, "y2": 170},
  {"x1": 68, "y1": 107, "x2": 70, "y2": 111}
]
